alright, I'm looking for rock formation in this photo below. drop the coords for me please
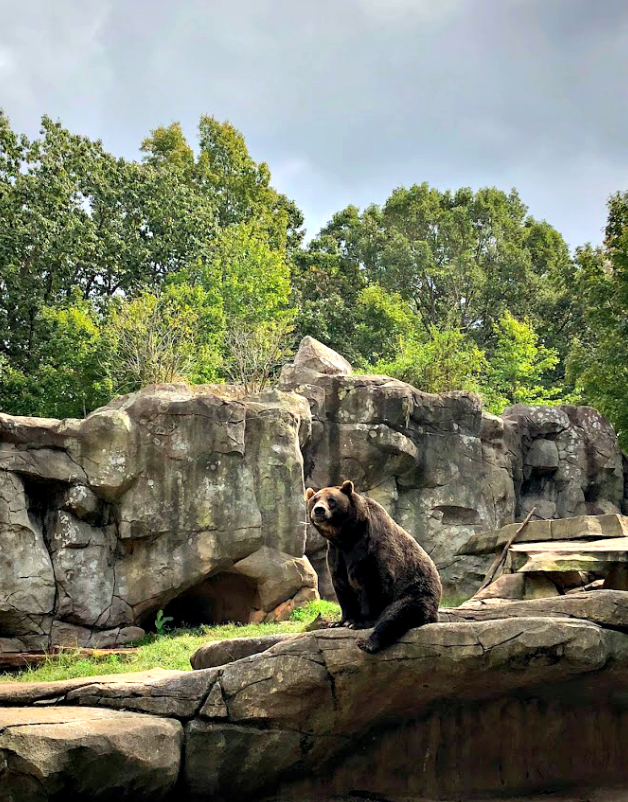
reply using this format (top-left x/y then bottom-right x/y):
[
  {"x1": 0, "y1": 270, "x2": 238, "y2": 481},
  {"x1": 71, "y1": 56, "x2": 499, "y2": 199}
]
[
  {"x1": 1, "y1": 336, "x2": 626, "y2": 653},
  {"x1": 0, "y1": 385, "x2": 316, "y2": 652},
  {"x1": 281, "y1": 337, "x2": 626, "y2": 597},
  {"x1": 4, "y1": 592, "x2": 628, "y2": 799}
]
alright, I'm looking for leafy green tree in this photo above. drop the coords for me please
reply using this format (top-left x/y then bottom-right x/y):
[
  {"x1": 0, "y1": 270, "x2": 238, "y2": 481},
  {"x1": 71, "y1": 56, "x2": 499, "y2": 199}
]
[
  {"x1": 0, "y1": 112, "x2": 216, "y2": 373},
  {"x1": 352, "y1": 285, "x2": 419, "y2": 367},
  {"x1": 567, "y1": 192, "x2": 628, "y2": 446},
  {"x1": 101, "y1": 288, "x2": 222, "y2": 394},
  {"x1": 141, "y1": 117, "x2": 304, "y2": 253},
  {"x1": 0, "y1": 299, "x2": 109, "y2": 419},
  {"x1": 375, "y1": 328, "x2": 487, "y2": 394},
  {"x1": 297, "y1": 184, "x2": 577, "y2": 375},
  {"x1": 482, "y1": 311, "x2": 561, "y2": 412},
  {"x1": 140, "y1": 122, "x2": 194, "y2": 173},
  {"x1": 179, "y1": 221, "x2": 294, "y2": 331}
]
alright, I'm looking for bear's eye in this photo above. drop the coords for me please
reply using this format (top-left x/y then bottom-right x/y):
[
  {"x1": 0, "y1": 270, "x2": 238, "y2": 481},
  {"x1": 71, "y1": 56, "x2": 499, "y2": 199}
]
[{"x1": 327, "y1": 498, "x2": 336, "y2": 509}]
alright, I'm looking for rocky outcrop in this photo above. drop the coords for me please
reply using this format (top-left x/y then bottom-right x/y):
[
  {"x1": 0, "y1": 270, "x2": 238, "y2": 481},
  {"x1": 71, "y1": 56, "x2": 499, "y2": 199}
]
[
  {"x1": 503, "y1": 404, "x2": 625, "y2": 520},
  {"x1": 4, "y1": 592, "x2": 628, "y2": 799},
  {"x1": 1, "y1": 338, "x2": 627, "y2": 646},
  {"x1": 0, "y1": 385, "x2": 316, "y2": 650},
  {"x1": 279, "y1": 341, "x2": 626, "y2": 597},
  {"x1": 0, "y1": 706, "x2": 182, "y2": 800}
]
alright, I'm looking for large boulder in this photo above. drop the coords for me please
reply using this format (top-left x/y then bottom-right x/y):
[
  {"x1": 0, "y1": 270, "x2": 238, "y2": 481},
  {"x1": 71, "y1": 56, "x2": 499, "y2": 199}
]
[
  {"x1": 0, "y1": 706, "x2": 182, "y2": 800},
  {"x1": 503, "y1": 404, "x2": 625, "y2": 520},
  {"x1": 0, "y1": 385, "x2": 314, "y2": 647}
]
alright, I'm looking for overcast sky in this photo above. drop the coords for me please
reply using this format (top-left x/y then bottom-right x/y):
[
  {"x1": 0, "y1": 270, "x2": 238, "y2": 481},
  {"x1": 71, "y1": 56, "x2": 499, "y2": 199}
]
[{"x1": 1, "y1": 0, "x2": 627, "y2": 248}]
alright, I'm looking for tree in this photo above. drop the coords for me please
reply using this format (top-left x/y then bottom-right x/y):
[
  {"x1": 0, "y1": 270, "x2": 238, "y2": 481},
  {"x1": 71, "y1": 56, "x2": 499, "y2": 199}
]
[
  {"x1": 375, "y1": 327, "x2": 487, "y2": 394},
  {"x1": 180, "y1": 221, "x2": 294, "y2": 331},
  {"x1": 223, "y1": 318, "x2": 295, "y2": 395},
  {"x1": 101, "y1": 288, "x2": 222, "y2": 393},
  {"x1": 297, "y1": 184, "x2": 577, "y2": 376},
  {"x1": 0, "y1": 112, "x2": 216, "y2": 374},
  {"x1": 141, "y1": 117, "x2": 304, "y2": 253},
  {"x1": 140, "y1": 122, "x2": 194, "y2": 173},
  {"x1": 482, "y1": 311, "x2": 561, "y2": 413},
  {"x1": 567, "y1": 192, "x2": 628, "y2": 447},
  {"x1": 352, "y1": 285, "x2": 419, "y2": 368},
  {"x1": 0, "y1": 299, "x2": 109, "y2": 419}
]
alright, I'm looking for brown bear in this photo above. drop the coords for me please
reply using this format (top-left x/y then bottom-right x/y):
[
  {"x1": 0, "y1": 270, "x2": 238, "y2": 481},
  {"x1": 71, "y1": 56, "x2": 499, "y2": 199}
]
[{"x1": 305, "y1": 480, "x2": 442, "y2": 653}]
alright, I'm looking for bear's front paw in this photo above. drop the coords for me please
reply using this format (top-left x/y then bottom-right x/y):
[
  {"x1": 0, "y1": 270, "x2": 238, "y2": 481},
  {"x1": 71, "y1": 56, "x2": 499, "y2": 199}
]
[
  {"x1": 348, "y1": 620, "x2": 374, "y2": 630},
  {"x1": 326, "y1": 620, "x2": 352, "y2": 629},
  {"x1": 356, "y1": 637, "x2": 380, "y2": 653}
]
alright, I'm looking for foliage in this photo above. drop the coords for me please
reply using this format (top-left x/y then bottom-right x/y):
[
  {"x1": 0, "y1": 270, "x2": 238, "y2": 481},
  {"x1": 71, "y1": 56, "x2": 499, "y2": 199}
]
[
  {"x1": 101, "y1": 288, "x2": 222, "y2": 393},
  {"x1": 566, "y1": 192, "x2": 628, "y2": 448},
  {"x1": 154, "y1": 609, "x2": 174, "y2": 636},
  {"x1": 295, "y1": 184, "x2": 577, "y2": 378},
  {"x1": 352, "y1": 285, "x2": 420, "y2": 367},
  {"x1": 223, "y1": 318, "x2": 296, "y2": 395},
  {"x1": 289, "y1": 599, "x2": 341, "y2": 622},
  {"x1": 203, "y1": 221, "x2": 293, "y2": 327},
  {"x1": 0, "y1": 298, "x2": 110, "y2": 419},
  {"x1": 2, "y1": 108, "x2": 625, "y2": 435},
  {"x1": 376, "y1": 327, "x2": 487, "y2": 394},
  {"x1": 482, "y1": 312, "x2": 561, "y2": 413}
]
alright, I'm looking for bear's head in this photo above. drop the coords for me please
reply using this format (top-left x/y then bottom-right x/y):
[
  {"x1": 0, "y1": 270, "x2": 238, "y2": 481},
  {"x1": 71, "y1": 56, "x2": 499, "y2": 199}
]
[{"x1": 305, "y1": 480, "x2": 356, "y2": 540}]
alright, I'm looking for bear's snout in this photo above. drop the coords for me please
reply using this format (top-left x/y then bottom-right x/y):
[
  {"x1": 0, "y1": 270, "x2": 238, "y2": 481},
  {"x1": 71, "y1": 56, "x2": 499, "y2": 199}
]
[{"x1": 311, "y1": 503, "x2": 329, "y2": 522}]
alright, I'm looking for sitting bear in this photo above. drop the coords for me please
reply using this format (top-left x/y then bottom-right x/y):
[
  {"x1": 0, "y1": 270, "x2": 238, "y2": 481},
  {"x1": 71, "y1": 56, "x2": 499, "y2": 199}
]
[{"x1": 306, "y1": 480, "x2": 442, "y2": 653}]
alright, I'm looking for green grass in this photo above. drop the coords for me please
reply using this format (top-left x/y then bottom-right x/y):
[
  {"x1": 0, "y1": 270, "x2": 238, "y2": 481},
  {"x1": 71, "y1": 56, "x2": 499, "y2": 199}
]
[
  {"x1": 0, "y1": 595, "x2": 469, "y2": 684},
  {"x1": 0, "y1": 601, "x2": 341, "y2": 684},
  {"x1": 440, "y1": 592, "x2": 471, "y2": 608}
]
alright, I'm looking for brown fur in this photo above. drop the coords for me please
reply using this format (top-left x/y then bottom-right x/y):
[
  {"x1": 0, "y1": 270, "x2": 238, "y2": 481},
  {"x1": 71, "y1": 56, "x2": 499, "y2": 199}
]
[{"x1": 306, "y1": 480, "x2": 442, "y2": 653}]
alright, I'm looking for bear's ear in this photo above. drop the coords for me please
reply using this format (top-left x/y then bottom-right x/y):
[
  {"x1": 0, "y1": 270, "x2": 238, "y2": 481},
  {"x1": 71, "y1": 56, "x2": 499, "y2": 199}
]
[
  {"x1": 305, "y1": 487, "x2": 316, "y2": 501},
  {"x1": 340, "y1": 480, "x2": 354, "y2": 496}
]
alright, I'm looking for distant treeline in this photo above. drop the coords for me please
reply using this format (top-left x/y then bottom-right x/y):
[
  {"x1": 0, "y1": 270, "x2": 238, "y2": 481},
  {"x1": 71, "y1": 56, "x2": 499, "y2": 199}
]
[{"x1": 0, "y1": 112, "x2": 626, "y2": 446}]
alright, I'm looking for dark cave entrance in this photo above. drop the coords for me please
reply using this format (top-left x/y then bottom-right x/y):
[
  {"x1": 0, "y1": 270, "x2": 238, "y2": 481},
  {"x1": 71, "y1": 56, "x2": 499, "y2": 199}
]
[{"x1": 159, "y1": 572, "x2": 260, "y2": 628}]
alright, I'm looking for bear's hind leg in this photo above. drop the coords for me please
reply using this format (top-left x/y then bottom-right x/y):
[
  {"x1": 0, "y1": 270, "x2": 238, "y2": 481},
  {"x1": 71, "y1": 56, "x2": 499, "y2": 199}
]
[{"x1": 356, "y1": 595, "x2": 437, "y2": 654}]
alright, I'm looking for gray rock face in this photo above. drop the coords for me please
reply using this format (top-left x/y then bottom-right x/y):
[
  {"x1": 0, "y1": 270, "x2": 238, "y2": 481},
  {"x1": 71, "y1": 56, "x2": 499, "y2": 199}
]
[
  {"x1": 0, "y1": 385, "x2": 316, "y2": 648},
  {"x1": 504, "y1": 404, "x2": 625, "y2": 520},
  {"x1": 278, "y1": 343, "x2": 627, "y2": 598},
  {"x1": 0, "y1": 706, "x2": 182, "y2": 800},
  {"x1": 278, "y1": 368, "x2": 516, "y2": 596},
  {"x1": 5, "y1": 592, "x2": 628, "y2": 800}
]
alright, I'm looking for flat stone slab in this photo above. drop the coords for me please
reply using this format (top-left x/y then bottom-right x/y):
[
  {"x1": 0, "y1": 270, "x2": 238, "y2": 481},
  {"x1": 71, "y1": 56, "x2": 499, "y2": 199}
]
[
  {"x1": 0, "y1": 667, "x2": 216, "y2": 718},
  {"x1": 509, "y1": 538, "x2": 628, "y2": 573},
  {"x1": 459, "y1": 514, "x2": 628, "y2": 556},
  {"x1": 0, "y1": 706, "x2": 182, "y2": 800},
  {"x1": 441, "y1": 590, "x2": 628, "y2": 629}
]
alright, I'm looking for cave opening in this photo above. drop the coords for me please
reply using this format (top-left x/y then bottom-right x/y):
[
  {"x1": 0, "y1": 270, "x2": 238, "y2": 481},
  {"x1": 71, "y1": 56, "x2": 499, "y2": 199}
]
[{"x1": 156, "y1": 572, "x2": 261, "y2": 629}]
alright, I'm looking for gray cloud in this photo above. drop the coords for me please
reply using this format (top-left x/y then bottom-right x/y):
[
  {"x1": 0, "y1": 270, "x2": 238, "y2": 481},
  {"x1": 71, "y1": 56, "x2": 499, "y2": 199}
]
[{"x1": 1, "y1": 0, "x2": 627, "y2": 246}]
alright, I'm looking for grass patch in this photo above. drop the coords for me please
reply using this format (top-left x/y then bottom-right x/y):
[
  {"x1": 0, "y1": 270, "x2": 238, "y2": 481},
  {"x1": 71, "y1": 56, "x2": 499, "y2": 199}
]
[
  {"x1": 289, "y1": 598, "x2": 341, "y2": 622},
  {"x1": 0, "y1": 595, "x2": 470, "y2": 684},
  {"x1": 0, "y1": 601, "x2": 341, "y2": 684},
  {"x1": 440, "y1": 592, "x2": 470, "y2": 608}
]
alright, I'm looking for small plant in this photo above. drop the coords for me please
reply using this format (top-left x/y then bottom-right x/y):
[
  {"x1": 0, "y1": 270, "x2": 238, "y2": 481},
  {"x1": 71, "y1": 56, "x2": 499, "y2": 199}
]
[{"x1": 154, "y1": 609, "x2": 174, "y2": 636}]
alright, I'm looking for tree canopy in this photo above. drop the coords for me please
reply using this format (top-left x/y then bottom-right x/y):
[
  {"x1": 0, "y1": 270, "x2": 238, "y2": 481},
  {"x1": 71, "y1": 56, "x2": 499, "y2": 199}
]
[{"x1": 1, "y1": 109, "x2": 626, "y2": 444}]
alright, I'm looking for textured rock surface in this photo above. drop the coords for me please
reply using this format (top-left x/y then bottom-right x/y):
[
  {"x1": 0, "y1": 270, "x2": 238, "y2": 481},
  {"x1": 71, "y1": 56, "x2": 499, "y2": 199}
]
[
  {"x1": 279, "y1": 343, "x2": 627, "y2": 597},
  {"x1": 4, "y1": 593, "x2": 628, "y2": 799},
  {"x1": 0, "y1": 706, "x2": 182, "y2": 800},
  {"x1": 0, "y1": 385, "x2": 315, "y2": 647},
  {"x1": 504, "y1": 404, "x2": 625, "y2": 520}
]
